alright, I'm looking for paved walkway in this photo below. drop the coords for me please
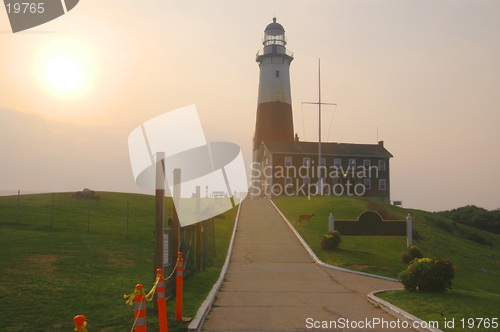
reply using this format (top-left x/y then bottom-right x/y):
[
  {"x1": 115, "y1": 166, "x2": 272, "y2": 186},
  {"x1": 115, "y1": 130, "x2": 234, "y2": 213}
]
[{"x1": 202, "y1": 199, "x2": 411, "y2": 331}]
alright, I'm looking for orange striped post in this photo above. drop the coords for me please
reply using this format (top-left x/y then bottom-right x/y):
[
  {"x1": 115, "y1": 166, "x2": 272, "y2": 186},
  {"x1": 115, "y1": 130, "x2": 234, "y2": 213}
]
[
  {"x1": 134, "y1": 284, "x2": 147, "y2": 332},
  {"x1": 156, "y1": 269, "x2": 168, "y2": 332},
  {"x1": 175, "y1": 252, "x2": 184, "y2": 321},
  {"x1": 73, "y1": 315, "x2": 87, "y2": 332}
]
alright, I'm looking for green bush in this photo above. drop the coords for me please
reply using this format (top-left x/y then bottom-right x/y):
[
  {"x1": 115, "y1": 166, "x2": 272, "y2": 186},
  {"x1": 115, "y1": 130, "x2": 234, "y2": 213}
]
[
  {"x1": 320, "y1": 231, "x2": 341, "y2": 250},
  {"x1": 398, "y1": 258, "x2": 456, "y2": 292},
  {"x1": 401, "y1": 245, "x2": 424, "y2": 264}
]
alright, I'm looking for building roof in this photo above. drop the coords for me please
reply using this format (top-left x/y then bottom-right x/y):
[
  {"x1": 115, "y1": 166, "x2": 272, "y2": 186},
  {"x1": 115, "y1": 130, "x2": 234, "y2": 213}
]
[
  {"x1": 265, "y1": 17, "x2": 285, "y2": 35},
  {"x1": 261, "y1": 140, "x2": 393, "y2": 158}
]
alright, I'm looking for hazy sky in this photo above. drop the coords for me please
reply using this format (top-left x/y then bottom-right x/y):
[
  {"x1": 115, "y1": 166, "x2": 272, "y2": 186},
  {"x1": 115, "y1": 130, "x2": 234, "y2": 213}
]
[{"x1": 1, "y1": 0, "x2": 499, "y2": 212}]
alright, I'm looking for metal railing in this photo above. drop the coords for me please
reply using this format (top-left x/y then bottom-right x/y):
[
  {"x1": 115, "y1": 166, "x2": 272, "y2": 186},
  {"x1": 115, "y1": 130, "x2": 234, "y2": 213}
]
[{"x1": 256, "y1": 48, "x2": 294, "y2": 59}]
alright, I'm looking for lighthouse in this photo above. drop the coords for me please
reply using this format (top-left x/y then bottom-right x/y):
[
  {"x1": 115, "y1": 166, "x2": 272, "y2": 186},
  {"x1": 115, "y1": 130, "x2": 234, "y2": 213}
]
[
  {"x1": 251, "y1": 18, "x2": 295, "y2": 198},
  {"x1": 250, "y1": 18, "x2": 394, "y2": 201},
  {"x1": 253, "y1": 18, "x2": 294, "y2": 151}
]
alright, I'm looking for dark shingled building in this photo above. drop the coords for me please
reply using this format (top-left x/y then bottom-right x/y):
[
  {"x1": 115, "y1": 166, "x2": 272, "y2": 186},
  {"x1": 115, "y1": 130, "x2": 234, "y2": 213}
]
[{"x1": 253, "y1": 137, "x2": 393, "y2": 202}]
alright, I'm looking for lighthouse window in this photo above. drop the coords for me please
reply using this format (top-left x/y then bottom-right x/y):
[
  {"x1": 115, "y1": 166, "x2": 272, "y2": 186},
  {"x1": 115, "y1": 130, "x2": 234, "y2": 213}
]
[{"x1": 276, "y1": 70, "x2": 280, "y2": 78}]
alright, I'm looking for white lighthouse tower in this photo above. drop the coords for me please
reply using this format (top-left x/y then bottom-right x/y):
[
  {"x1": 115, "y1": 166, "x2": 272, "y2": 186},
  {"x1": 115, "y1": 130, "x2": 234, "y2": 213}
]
[
  {"x1": 252, "y1": 18, "x2": 294, "y2": 197},
  {"x1": 253, "y1": 17, "x2": 294, "y2": 151}
]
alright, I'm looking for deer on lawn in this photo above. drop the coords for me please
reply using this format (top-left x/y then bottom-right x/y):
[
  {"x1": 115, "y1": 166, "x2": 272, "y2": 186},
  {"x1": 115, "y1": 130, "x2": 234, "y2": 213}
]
[{"x1": 296, "y1": 213, "x2": 315, "y2": 225}]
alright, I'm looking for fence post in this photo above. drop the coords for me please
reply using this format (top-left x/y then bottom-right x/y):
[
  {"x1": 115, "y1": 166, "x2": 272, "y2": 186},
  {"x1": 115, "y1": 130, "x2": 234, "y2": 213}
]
[
  {"x1": 16, "y1": 190, "x2": 20, "y2": 223},
  {"x1": 50, "y1": 193, "x2": 54, "y2": 227},
  {"x1": 196, "y1": 186, "x2": 201, "y2": 271},
  {"x1": 329, "y1": 213, "x2": 334, "y2": 232},
  {"x1": 171, "y1": 169, "x2": 181, "y2": 295},
  {"x1": 211, "y1": 217, "x2": 216, "y2": 257},
  {"x1": 74, "y1": 315, "x2": 87, "y2": 331},
  {"x1": 154, "y1": 152, "x2": 166, "y2": 311},
  {"x1": 172, "y1": 169, "x2": 181, "y2": 260},
  {"x1": 156, "y1": 269, "x2": 168, "y2": 332},
  {"x1": 134, "y1": 284, "x2": 147, "y2": 332},
  {"x1": 87, "y1": 194, "x2": 90, "y2": 232},
  {"x1": 407, "y1": 213, "x2": 413, "y2": 248},
  {"x1": 202, "y1": 220, "x2": 207, "y2": 271},
  {"x1": 175, "y1": 252, "x2": 184, "y2": 321}
]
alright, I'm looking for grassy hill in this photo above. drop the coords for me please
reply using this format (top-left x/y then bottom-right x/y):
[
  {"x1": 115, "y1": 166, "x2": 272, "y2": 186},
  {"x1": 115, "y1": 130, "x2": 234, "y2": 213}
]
[
  {"x1": 273, "y1": 196, "x2": 500, "y2": 330},
  {"x1": 0, "y1": 192, "x2": 238, "y2": 331},
  {"x1": 437, "y1": 205, "x2": 500, "y2": 235}
]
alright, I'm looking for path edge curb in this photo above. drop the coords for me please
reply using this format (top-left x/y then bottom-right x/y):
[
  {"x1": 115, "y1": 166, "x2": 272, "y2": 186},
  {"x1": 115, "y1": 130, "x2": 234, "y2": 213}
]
[
  {"x1": 269, "y1": 199, "x2": 398, "y2": 282},
  {"x1": 270, "y1": 199, "x2": 443, "y2": 332},
  {"x1": 187, "y1": 199, "x2": 244, "y2": 332},
  {"x1": 368, "y1": 290, "x2": 443, "y2": 332}
]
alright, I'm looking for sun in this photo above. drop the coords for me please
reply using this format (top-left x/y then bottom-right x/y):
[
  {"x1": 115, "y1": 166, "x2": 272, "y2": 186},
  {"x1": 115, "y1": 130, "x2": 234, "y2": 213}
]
[
  {"x1": 46, "y1": 55, "x2": 84, "y2": 92},
  {"x1": 37, "y1": 42, "x2": 93, "y2": 98}
]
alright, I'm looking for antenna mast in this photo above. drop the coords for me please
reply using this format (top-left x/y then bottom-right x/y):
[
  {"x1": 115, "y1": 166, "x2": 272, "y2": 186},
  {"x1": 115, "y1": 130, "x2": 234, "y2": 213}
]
[{"x1": 302, "y1": 59, "x2": 336, "y2": 195}]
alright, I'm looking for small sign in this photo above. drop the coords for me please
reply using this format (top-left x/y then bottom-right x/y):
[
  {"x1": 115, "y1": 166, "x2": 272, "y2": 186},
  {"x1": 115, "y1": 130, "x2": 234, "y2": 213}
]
[{"x1": 162, "y1": 233, "x2": 169, "y2": 266}]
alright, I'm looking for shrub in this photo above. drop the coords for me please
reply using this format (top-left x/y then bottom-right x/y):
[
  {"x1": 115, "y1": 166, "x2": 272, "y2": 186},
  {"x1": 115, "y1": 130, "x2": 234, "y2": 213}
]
[
  {"x1": 398, "y1": 258, "x2": 456, "y2": 292},
  {"x1": 401, "y1": 245, "x2": 424, "y2": 264},
  {"x1": 320, "y1": 231, "x2": 341, "y2": 250}
]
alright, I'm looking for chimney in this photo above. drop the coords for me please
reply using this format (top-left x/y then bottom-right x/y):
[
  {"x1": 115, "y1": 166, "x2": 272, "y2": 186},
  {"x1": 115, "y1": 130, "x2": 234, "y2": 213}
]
[
  {"x1": 378, "y1": 140, "x2": 384, "y2": 148},
  {"x1": 294, "y1": 133, "x2": 299, "y2": 146}
]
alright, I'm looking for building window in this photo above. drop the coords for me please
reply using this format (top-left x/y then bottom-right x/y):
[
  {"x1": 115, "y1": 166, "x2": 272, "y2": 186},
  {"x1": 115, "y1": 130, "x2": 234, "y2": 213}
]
[
  {"x1": 303, "y1": 177, "x2": 310, "y2": 186},
  {"x1": 320, "y1": 158, "x2": 326, "y2": 166},
  {"x1": 349, "y1": 159, "x2": 356, "y2": 168},
  {"x1": 364, "y1": 179, "x2": 371, "y2": 190},
  {"x1": 285, "y1": 157, "x2": 292, "y2": 167},
  {"x1": 379, "y1": 179, "x2": 387, "y2": 191},
  {"x1": 303, "y1": 157, "x2": 310, "y2": 168},
  {"x1": 276, "y1": 70, "x2": 280, "y2": 78},
  {"x1": 363, "y1": 159, "x2": 370, "y2": 168},
  {"x1": 285, "y1": 177, "x2": 292, "y2": 187},
  {"x1": 334, "y1": 158, "x2": 341, "y2": 168},
  {"x1": 378, "y1": 160, "x2": 386, "y2": 171}
]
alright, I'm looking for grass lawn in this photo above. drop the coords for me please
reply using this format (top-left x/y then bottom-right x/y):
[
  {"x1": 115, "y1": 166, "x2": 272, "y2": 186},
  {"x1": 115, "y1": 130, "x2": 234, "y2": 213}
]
[
  {"x1": 273, "y1": 196, "x2": 500, "y2": 329},
  {"x1": 0, "y1": 192, "x2": 238, "y2": 331},
  {"x1": 378, "y1": 290, "x2": 500, "y2": 331}
]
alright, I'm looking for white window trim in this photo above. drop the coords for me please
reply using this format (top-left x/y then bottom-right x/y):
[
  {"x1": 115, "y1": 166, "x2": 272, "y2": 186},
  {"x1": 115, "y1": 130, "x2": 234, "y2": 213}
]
[
  {"x1": 285, "y1": 156, "x2": 292, "y2": 167},
  {"x1": 333, "y1": 158, "x2": 341, "y2": 168},
  {"x1": 379, "y1": 179, "x2": 387, "y2": 191},
  {"x1": 364, "y1": 178, "x2": 371, "y2": 190},
  {"x1": 303, "y1": 177, "x2": 310, "y2": 185},
  {"x1": 364, "y1": 159, "x2": 371, "y2": 168},
  {"x1": 349, "y1": 159, "x2": 356, "y2": 168},
  {"x1": 285, "y1": 177, "x2": 292, "y2": 187}
]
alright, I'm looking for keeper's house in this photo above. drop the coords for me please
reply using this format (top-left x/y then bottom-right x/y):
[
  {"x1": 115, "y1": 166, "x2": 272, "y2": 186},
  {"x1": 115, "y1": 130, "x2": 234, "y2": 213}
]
[{"x1": 253, "y1": 137, "x2": 393, "y2": 202}]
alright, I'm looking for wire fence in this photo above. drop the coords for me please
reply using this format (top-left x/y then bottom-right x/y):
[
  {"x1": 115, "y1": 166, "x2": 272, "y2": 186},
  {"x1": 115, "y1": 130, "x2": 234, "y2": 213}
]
[{"x1": 0, "y1": 190, "x2": 217, "y2": 289}]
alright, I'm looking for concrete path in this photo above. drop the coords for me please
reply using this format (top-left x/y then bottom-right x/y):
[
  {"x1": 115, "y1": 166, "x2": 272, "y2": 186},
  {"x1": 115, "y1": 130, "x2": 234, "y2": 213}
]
[{"x1": 202, "y1": 199, "x2": 412, "y2": 331}]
